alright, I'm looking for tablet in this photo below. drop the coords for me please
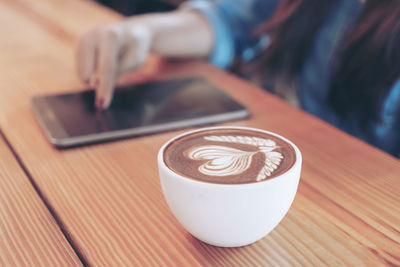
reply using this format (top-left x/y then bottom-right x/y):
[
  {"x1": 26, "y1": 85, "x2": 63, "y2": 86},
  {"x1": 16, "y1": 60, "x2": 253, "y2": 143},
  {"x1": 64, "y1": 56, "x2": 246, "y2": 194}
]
[{"x1": 31, "y1": 77, "x2": 249, "y2": 148}]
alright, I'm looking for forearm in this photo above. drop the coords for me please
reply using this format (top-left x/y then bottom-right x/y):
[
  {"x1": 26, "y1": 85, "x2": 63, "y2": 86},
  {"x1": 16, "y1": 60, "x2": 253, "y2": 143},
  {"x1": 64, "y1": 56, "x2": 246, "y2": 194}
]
[{"x1": 128, "y1": 9, "x2": 214, "y2": 58}]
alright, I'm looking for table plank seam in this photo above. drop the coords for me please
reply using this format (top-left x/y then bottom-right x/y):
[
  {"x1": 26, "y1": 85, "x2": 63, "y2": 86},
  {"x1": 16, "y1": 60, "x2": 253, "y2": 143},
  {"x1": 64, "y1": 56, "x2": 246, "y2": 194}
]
[{"x1": 0, "y1": 128, "x2": 89, "y2": 267}]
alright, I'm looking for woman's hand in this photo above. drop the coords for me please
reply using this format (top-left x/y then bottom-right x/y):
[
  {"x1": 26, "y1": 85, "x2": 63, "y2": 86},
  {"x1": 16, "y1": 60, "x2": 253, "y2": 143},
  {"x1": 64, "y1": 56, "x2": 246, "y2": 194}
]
[
  {"x1": 76, "y1": 20, "x2": 153, "y2": 109},
  {"x1": 76, "y1": 10, "x2": 214, "y2": 109}
]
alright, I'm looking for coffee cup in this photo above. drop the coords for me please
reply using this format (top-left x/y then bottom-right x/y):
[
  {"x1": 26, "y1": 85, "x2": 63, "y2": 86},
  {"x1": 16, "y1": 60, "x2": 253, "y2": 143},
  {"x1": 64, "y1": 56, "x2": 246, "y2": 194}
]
[{"x1": 158, "y1": 126, "x2": 302, "y2": 247}]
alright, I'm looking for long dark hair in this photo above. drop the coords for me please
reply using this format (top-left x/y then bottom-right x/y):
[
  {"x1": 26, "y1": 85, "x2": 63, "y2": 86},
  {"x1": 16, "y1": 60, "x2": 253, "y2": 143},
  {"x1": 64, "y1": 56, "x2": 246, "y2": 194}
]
[{"x1": 252, "y1": 0, "x2": 400, "y2": 126}]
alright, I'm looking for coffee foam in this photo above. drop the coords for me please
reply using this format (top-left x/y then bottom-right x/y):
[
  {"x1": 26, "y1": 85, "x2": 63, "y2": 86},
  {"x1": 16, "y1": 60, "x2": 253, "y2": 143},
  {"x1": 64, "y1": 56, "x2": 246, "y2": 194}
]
[{"x1": 164, "y1": 129, "x2": 296, "y2": 184}]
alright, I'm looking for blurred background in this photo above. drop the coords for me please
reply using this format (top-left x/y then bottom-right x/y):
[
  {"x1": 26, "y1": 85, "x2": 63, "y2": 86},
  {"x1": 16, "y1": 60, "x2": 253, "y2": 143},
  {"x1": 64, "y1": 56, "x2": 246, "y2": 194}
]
[{"x1": 96, "y1": 0, "x2": 183, "y2": 15}]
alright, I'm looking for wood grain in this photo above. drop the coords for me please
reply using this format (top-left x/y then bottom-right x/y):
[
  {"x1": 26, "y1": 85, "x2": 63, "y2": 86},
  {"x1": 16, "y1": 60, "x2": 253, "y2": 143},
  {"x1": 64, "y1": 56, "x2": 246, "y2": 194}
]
[
  {"x1": 0, "y1": 134, "x2": 82, "y2": 266},
  {"x1": 0, "y1": 0, "x2": 399, "y2": 266}
]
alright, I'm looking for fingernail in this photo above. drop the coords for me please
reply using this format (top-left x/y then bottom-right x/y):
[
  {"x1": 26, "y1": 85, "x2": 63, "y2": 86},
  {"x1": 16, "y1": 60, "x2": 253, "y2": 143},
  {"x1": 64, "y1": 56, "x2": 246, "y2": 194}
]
[{"x1": 96, "y1": 98, "x2": 105, "y2": 109}]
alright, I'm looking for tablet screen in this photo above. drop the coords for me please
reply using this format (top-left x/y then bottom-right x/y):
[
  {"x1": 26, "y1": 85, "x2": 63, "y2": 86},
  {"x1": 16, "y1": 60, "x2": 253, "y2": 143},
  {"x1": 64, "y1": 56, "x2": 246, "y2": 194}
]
[{"x1": 40, "y1": 77, "x2": 248, "y2": 138}]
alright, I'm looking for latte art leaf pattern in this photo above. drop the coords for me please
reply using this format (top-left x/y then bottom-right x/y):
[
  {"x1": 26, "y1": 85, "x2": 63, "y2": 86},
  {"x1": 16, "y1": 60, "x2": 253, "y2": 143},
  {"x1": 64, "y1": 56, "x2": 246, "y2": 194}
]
[
  {"x1": 188, "y1": 145, "x2": 256, "y2": 176},
  {"x1": 187, "y1": 135, "x2": 284, "y2": 181}
]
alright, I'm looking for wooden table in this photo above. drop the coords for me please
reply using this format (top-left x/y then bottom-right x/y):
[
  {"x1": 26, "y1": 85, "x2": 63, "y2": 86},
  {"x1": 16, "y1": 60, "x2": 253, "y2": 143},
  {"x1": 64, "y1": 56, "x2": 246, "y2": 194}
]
[{"x1": 1, "y1": 0, "x2": 399, "y2": 266}]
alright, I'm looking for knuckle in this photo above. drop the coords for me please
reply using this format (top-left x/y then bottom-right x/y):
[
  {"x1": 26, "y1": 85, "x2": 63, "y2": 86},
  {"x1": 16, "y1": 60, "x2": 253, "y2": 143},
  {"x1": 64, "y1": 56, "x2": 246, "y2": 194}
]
[
  {"x1": 77, "y1": 29, "x2": 98, "y2": 53},
  {"x1": 102, "y1": 25, "x2": 122, "y2": 42}
]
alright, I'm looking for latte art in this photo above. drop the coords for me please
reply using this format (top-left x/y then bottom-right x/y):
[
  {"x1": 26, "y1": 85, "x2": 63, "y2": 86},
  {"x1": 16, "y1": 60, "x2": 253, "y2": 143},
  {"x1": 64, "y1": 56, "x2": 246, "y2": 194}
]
[
  {"x1": 188, "y1": 145, "x2": 255, "y2": 177},
  {"x1": 164, "y1": 128, "x2": 296, "y2": 184},
  {"x1": 187, "y1": 136, "x2": 283, "y2": 181}
]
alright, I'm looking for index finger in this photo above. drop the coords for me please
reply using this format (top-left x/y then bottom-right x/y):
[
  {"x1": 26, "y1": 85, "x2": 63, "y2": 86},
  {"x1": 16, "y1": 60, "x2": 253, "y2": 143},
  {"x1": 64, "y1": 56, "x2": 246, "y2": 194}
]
[
  {"x1": 76, "y1": 29, "x2": 98, "y2": 83},
  {"x1": 95, "y1": 28, "x2": 121, "y2": 109}
]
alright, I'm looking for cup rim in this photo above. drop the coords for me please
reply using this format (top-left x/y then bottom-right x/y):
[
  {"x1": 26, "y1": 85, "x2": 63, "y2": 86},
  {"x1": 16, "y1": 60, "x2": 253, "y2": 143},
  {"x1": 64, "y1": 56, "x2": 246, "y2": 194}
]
[{"x1": 158, "y1": 126, "x2": 302, "y2": 188}]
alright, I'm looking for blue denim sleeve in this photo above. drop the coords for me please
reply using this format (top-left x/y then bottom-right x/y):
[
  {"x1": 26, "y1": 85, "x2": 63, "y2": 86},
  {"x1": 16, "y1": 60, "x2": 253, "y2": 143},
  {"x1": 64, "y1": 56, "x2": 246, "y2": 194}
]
[
  {"x1": 369, "y1": 78, "x2": 400, "y2": 157},
  {"x1": 184, "y1": 0, "x2": 278, "y2": 68}
]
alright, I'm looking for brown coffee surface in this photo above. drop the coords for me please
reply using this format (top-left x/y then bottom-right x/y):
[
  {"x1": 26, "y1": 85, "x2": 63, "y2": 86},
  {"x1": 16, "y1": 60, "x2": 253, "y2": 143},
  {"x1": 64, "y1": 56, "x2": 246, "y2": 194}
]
[{"x1": 164, "y1": 128, "x2": 296, "y2": 184}]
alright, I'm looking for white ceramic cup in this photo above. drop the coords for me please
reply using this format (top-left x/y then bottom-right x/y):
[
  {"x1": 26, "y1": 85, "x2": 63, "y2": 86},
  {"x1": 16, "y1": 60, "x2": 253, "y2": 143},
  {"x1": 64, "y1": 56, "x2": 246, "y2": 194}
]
[{"x1": 158, "y1": 126, "x2": 302, "y2": 247}]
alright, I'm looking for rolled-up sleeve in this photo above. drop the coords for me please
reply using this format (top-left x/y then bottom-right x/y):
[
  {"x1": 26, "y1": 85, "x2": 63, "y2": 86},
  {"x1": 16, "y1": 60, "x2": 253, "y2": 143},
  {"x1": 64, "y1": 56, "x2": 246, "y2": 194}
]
[{"x1": 183, "y1": 0, "x2": 278, "y2": 68}]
